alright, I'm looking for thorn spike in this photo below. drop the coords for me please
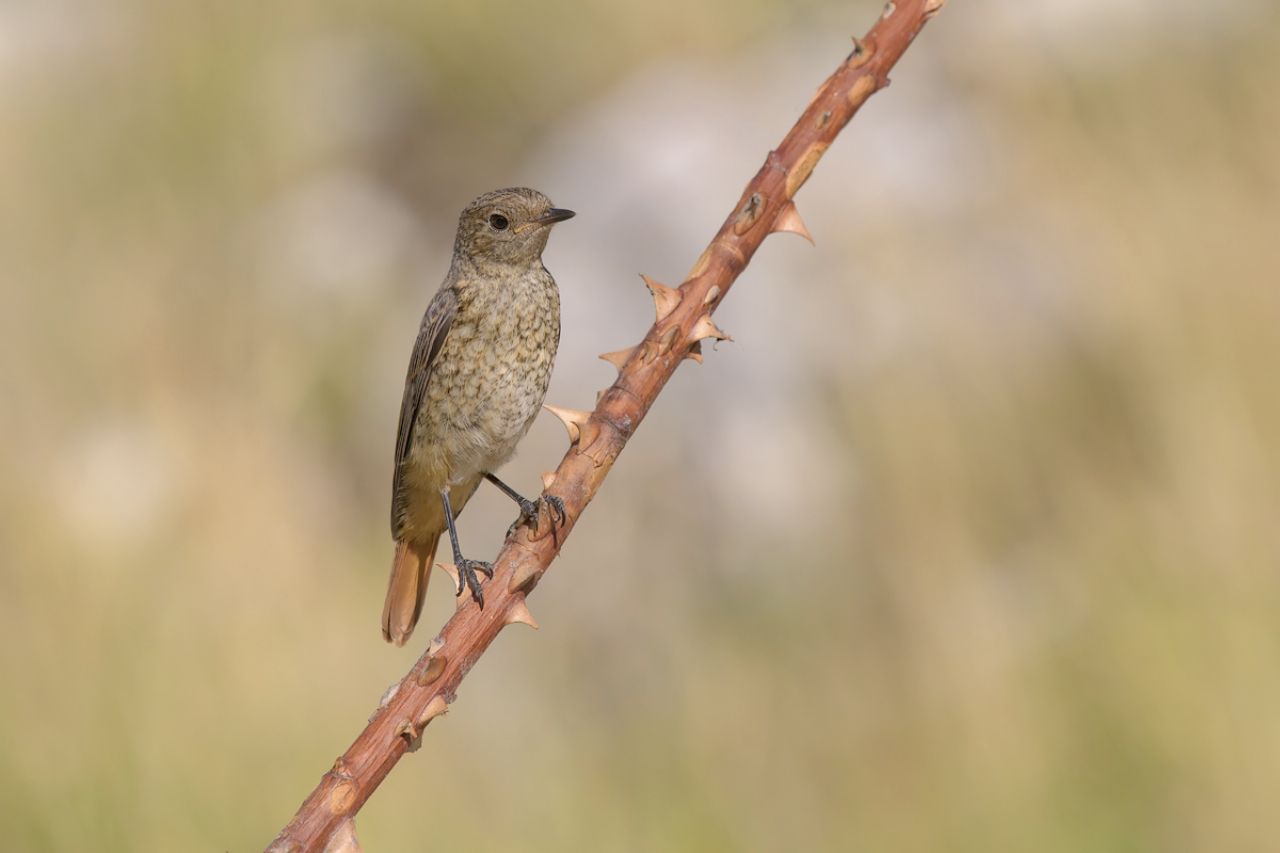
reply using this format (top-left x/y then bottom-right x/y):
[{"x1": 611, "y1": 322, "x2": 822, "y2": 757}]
[
  {"x1": 416, "y1": 695, "x2": 449, "y2": 727},
  {"x1": 437, "y1": 563, "x2": 470, "y2": 610},
  {"x1": 437, "y1": 562, "x2": 459, "y2": 589},
  {"x1": 641, "y1": 274, "x2": 682, "y2": 322},
  {"x1": 506, "y1": 598, "x2": 539, "y2": 630},
  {"x1": 598, "y1": 347, "x2": 635, "y2": 371},
  {"x1": 689, "y1": 315, "x2": 732, "y2": 345},
  {"x1": 540, "y1": 471, "x2": 557, "y2": 490},
  {"x1": 542, "y1": 404, "x2": 590, "y2": 444},
  {"x1": 772, "y1": 201, "x2": 815, "y2": 244}
]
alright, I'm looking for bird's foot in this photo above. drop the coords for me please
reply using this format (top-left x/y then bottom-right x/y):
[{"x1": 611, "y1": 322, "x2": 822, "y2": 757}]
[
  {"x1": 507, "y1": 495, "x2": 568, "y2": 544},
  {"x1": 453, "y1": 558, "x2": 495, "y2": 608}
]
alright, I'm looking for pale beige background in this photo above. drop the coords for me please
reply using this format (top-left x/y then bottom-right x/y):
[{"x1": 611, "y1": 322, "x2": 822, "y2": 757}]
[{"x1": 2, "y1": 0, "x2": 1278, "y2": 850}]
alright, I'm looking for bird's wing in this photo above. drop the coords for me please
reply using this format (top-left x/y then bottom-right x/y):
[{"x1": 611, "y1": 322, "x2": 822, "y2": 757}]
[{"x1": 391, "y1": 285, "x2": 457, "y2": 533}]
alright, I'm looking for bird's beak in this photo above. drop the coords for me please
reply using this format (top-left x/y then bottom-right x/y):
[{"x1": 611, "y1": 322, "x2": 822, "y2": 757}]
[{"x1": 535, "y1": 208, "x2": 576, "y2": 225}]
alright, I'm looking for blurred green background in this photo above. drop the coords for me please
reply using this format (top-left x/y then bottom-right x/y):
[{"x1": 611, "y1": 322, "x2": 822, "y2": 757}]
[{"x1": 3, "y1": 0, "x2": 1279, "y2": 850}]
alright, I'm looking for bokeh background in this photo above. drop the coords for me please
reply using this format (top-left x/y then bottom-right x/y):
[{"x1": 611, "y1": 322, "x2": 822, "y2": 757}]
[{"x1": 3, "y1": 0, "x2": 1279, "y2": 850}]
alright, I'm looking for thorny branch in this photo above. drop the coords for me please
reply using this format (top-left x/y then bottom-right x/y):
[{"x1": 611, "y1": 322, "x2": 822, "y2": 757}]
[{"x1": 267, "y1": 2, "x2": 948, "y2": 850}]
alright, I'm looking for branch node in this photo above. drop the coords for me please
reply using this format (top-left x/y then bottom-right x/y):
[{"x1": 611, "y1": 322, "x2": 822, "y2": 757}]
[
  {"x1": 732, "y1": 192, "x2": 767, "y2": 235},
  {"x1": 326, "y1": 780, "x2": 357, "y2": 815},
  {"x1": 847, "y1": 74, "x2": 877, "y2": 109},
  {"x1": 416, "y1": 654, "x2": 447, "y2": 687},
  {"x1": 785, "y1": 141, "x2": 830, "y2": 198}
]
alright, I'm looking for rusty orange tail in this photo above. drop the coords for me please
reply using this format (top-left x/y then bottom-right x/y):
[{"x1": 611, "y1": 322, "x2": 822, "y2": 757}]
[{"x1": 382, "y1": 536, "x2": 439, "y2": 646}]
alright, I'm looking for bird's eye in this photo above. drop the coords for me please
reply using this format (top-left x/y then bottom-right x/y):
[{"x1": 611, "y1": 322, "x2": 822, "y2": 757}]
[{"x1": 488, "y1": 212, "x2": 509, "y2": 231}]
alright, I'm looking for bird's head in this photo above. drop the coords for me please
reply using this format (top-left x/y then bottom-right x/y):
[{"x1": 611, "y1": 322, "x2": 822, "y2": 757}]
[{"x1": 453, "y1": 187, "x2": 574, "y2": 268}]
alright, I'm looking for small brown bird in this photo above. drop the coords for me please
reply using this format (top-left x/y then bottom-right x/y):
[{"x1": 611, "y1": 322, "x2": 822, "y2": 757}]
[{"x1": 383, "y1": 187, "x2": 573, "y2": 645}]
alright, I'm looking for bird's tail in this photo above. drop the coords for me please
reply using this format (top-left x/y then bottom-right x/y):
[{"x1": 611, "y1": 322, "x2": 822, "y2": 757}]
[{"x1": 382, "y1": 535, "x2": 438, "y2": 646}]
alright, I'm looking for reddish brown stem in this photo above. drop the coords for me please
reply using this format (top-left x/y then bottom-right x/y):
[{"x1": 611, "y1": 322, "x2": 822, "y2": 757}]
[{"x1": 267, "y1": 2, "x2": 946, "y2": 850}]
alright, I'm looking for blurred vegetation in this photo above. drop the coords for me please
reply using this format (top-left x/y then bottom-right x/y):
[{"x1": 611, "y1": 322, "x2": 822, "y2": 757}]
[{"x1": 3, "y1": 0, "x2": 1279, "y2": 850}]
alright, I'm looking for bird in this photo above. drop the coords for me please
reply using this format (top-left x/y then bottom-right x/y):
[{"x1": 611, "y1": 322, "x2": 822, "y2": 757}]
[{"x1": 383, "y1": 187, "x2": 574, "y2": 646}]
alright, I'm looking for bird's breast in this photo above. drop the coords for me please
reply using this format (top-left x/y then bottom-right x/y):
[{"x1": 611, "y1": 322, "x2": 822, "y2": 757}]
[{"x1": 411, "y1": 271, "x2": 560, "y2": 479}]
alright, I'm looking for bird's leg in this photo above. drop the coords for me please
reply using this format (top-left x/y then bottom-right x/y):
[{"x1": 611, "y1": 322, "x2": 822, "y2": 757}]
[
  {"x1": 484, "y1": 472, "x2": 567, "y2": 544},
  {"x1": 439, "y1": 488, "x2": 493, "y2": 608}
]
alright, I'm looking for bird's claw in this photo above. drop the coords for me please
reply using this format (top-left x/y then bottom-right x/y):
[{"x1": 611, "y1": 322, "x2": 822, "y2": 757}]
[
  {"x1": 506, "y1": 495, "x2": 568, "y2": 545},
  {"x1": 543, "y1": 495, "x2": 567, "y2": 528},
  {"x1": 453, "y1": 558, "x2": 494, "y2": 608}
]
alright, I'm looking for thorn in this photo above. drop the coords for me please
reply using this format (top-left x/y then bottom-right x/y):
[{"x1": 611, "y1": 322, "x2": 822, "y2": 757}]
[
  {"x1": 641, "y1": 274, "x2": 682, "y2": 322},
  {"x1": 427, "y1": 635, "x2": 445, "y2": 657},
  {"x1": 437, "y1": 562, "x2": 461, "y2": 597},
  {"x1": 689, "y1": 315, "x2": 732, "y2": 345},
  {"x1": 543, "y1": 404, "x2": 590, "y2": 444},
  {"x1": 416, "y1": 695, "x2": 449, "y2": 727},
  {"x1": 505, "y1": 598, "x2": 539, "y2": 630},
  {"x1": 772, "y1": 201, "x2": 814, "y2": 244},
  {"x1": 540, "y1": 471, "x2": 557, "y2": 490},
  {"x1": 685, "y1": 341, "x2": 703, "y2": 363},
  {"x1": 703, "y1": 285, "x2": 721, "y2": 307},
  {"x1": 598, "y1": 347, "x2": 635, "y2": 371}
]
